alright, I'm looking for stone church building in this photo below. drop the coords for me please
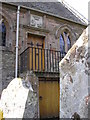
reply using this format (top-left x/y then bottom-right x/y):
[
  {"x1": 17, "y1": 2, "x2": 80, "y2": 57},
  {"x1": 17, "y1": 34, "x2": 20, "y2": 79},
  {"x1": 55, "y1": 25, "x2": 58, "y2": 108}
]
[{"x1": 0, "y1": 1, "x2": 87, "y2": 118}]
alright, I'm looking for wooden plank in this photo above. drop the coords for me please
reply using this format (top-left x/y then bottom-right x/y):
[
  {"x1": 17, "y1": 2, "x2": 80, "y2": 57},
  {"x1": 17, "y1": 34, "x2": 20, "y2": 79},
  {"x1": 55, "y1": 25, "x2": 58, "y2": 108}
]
[
  {"x1": 39, "y1": 80, "x2": 59, "y2": 118},
  {"x1": 27, "y1": 34, "x2": 45, "y2": 71}
]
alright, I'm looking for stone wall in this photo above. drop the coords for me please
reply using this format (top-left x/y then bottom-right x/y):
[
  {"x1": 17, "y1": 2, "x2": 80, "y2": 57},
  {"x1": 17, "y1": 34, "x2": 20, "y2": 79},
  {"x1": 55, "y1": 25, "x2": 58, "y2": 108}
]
[
  {"x1": 59, "y1": 27, "x2": 89, "y2": 118},
  {"x1": 0, "y1": 2, "x2": 86, "y2": 91},
  {"x1": 21, "y1": 71, "x2": 39, "y2": 118},
  {"x1": 2, "y1": 47, "x2": 15, "y2": 90},
  {"x1": 1, "y1": 3, "x2": 86, "y2": 54}
]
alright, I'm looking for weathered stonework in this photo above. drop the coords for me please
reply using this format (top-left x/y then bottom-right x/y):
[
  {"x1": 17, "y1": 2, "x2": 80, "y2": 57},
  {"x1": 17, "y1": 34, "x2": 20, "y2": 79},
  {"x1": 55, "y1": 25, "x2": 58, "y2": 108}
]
[
  {"x1": 20, "y1": 71, "x2": 39, "y2": 118},
  {"x1": 59, "y1": 27, "x2": 89, "y2": 118},
  {"x1": 1, "y1": 2, "x2": 86, "y2": 53},
  {"x1": 20, "y1": 71, "x2": 39, "y2": 95},
  {"x1": 0, "y1": 46, "x2": 15, "y2": 94},
  {"x1": 2, "y1": 47, "x2": 15, "y2": 90},
  {"x1": 0, "y1": 72, "x2": 39, "y2": 118},
  {"x1": 0, "y1": 2, "x2": 86, "y2": 90},
  {"x1": 0, "y1": 1, "x2": 88, "y2": 118}
]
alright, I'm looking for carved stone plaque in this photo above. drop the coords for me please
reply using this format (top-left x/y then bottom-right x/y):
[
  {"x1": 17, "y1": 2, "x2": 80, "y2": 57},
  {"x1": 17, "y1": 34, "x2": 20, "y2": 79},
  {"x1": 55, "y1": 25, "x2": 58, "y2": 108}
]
[{"x1": 30, "y1": 14, "x2": 43, "y2": 28}]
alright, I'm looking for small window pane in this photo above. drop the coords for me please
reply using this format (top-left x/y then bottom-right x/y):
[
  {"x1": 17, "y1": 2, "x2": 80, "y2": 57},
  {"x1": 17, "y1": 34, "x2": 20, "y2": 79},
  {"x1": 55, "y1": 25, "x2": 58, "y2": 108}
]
[
  {"x1": 0, "y1": 22, "x2": 6, "y2": 46},
  {"x1": 60, "y1": 34, "x2": 65, "y2": 53},
  {"x1": 2, "y1": 22, "x2": 6, "y2": 33},
  {"x1": 67, "y1": 37, "x2": 71, "y2": 50}
]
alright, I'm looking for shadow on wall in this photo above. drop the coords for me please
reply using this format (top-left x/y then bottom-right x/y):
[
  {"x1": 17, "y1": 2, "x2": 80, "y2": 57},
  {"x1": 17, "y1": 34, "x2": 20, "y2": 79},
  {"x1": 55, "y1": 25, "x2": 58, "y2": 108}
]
[{"x1": 22, "y1": 71, "x2": 39, "y2": 118}]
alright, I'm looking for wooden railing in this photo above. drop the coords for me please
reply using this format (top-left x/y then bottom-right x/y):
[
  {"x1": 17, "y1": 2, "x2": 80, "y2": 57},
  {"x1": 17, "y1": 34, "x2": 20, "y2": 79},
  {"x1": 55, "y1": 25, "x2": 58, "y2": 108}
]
[{"x1": 20, "y1": 47, "x2": 64, "y2": 73}]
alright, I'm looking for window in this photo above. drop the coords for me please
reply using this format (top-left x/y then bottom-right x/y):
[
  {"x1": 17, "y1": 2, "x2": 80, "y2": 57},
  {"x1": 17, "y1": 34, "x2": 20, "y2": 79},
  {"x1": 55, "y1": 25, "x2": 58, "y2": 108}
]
[
  {"x1": 0, "y1": 21, "x2": 6, "y2": 46},
  {"x1": 60, "y1": 34, "x2": 65, "y2": 54},
  {"x1": 60, "y1": 30, "x2": 71, "y2": 58},
  {"x1": 67, "y1": 36, "x2": 71, "y2": 50}
]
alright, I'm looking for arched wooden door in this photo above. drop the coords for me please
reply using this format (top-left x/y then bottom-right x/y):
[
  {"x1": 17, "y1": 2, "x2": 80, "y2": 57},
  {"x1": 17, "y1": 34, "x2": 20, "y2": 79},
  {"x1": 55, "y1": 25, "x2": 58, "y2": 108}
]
[{"x1": 39, "y1": 78, "x2": 59, "y2": 118}]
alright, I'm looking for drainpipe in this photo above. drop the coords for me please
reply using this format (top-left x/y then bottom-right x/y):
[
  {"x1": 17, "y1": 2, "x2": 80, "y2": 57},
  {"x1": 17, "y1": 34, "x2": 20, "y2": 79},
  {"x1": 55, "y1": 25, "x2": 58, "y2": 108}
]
[{"x1": 15, "y1": 6, "x2": 20, "y2": 78}]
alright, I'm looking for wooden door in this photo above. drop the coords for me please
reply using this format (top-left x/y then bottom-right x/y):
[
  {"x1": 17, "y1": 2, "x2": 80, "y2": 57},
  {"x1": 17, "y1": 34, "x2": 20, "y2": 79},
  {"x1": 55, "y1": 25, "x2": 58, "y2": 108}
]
[
  {"x1": 27, "y1": 34, "x2": 45, "y2": 71},
  {"x1": 39, "y1": 79, "x2": 59, "y2": 118}
]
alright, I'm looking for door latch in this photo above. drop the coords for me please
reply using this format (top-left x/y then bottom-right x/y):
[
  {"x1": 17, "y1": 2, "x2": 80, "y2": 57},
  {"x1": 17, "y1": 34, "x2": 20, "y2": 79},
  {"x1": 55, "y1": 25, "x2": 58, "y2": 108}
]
[{"x1": 39, "y1": 96, "x2": 43, "y2": 100}]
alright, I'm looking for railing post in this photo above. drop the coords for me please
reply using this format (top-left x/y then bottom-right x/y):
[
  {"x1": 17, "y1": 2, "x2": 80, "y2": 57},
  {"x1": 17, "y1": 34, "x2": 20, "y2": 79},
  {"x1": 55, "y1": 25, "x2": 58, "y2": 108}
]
[
  {"x1": 52, "y1": 50, "x2": 54, "y2": 72},
  {"x1": 49, "y1": 50, "x2": 51, "y2": 72},
  {"x1": 30, "y1": 47, "x2": 31, "y2": 70},
  {"x1": 32, "y1": 47, "x2": 33, "y2": 70},
  {"x1": 28, "y1": 48, "x2": 30, "y2": 71},
  {"x1": 35, "y1": 48, "x2": 36, "y2": 70},
  {"x1": 55, "y1": 51, "x2": 56, "y2": 72},
  {"x1": 44, "y1": 49, "x2": 45, "y2": 72},
  {"x1": 38, "y1": 48, "x2": 39, "y2": 71},
  {"x1": 47, "y1": 49, "x2": 48, "y2": 71},
  {"x1": 41, "y1": 49, "x2": 42, "y2": 71},
  {"x1": 58, "y1": 51, "x2": 60, "y2": 72}
]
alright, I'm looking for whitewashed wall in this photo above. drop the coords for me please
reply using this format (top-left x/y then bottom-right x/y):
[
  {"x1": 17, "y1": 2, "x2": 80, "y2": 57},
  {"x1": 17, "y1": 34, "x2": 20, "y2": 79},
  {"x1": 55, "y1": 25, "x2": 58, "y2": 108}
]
[{"x1": 59, "y1": 27, "x2": 89, "y2": 118}]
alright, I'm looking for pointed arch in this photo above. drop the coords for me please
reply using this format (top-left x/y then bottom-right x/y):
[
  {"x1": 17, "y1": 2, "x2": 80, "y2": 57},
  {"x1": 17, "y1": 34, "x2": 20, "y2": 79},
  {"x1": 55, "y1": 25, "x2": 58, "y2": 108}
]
[
  {"x1": 55, "y1": 24, "x2": 73, "y2": 40},
  {"x1": 55, "y1": 25, "x2": 73, "y2": 57},
  {"x1": 0, "y1": 8, "x2": 15, "y2": 48},
  {"x1": 0, "y1": 8, "x2": 14, "y2": 30}
]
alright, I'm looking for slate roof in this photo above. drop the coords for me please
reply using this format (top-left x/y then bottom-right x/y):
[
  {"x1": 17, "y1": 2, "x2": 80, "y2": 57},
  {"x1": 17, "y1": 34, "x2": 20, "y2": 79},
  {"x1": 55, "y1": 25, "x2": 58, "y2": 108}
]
[{"x1": 6, "y1": 2, "x2": 87, "y2": 25}]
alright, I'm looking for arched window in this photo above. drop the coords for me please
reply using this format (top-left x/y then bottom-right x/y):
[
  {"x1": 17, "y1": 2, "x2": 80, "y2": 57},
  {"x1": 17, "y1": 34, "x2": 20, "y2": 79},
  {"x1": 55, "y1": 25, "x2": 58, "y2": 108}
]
[
  {"x1": 0, "y1": 21, "x2": 6, "y2": 46},
  {"x1": 60, "y1": 30, "x2": 71, "y2": 57},
  {"x1": 64, "y1": 31, "x2": 71, "y2": 51}
]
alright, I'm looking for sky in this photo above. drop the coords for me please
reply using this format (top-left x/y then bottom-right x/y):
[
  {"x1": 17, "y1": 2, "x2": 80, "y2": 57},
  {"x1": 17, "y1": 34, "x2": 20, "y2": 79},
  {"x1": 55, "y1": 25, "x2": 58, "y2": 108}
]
[{"x1": 58, "y1": 0, "x2": 89, "y2": 21}]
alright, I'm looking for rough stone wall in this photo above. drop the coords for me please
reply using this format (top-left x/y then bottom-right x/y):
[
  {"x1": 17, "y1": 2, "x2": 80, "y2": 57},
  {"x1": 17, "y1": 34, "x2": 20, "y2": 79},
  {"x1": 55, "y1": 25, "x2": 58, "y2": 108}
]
[
  {"x1": 59, "y1": 27, "x2": 88, "y2": 118},
  {"x1": 0, "y1": 3, "x2": 16, "y2": 91},
  {"x1": 0, "y1": 71, "x2": 39, "y2": 118},
  {"x1": 20, "y1": 71, "x2": 39, "y2": 118},
  {"x1": 1, "y1": 3, "x2": 86, "y2": 52},
  {"x1": 2, "y1": 47, "x2": 15, "y2": 90},
  {"x1": 1, "y1": 3, "x2": 85, "y2": 53},
  {"x1": 18, "y1": 10, "x2": 85, "y2": 52},
  {"x1": 0, "y1": 3, "x2": 86, "y2": 90}
]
